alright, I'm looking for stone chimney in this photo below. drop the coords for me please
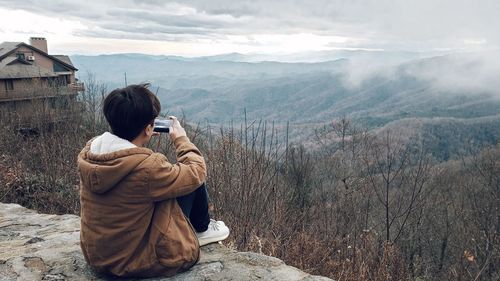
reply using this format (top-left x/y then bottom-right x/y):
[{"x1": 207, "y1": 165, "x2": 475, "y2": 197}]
[{"x1": 29, "y1": 37, "x2": 48, "y2": 54}]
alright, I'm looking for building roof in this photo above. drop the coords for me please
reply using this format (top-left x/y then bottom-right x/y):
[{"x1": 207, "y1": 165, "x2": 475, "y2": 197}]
[
  {"x1": 0, "y1": 42, "x2": 21, "y2": 58},
  {"x1": 52, "y1": 55, "x2": 74, "y2": 67},
  {"x1": 3, "y1": 56, "x2": 30, "y2": 66},
  {"x1": 0, "y1": 58, "x2": 58, "y2": 79},
  {"x1": 0, "y1": 41, "x2": 77, "y2": 71}
]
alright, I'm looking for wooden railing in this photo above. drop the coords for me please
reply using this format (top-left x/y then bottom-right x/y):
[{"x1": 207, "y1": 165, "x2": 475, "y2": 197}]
[
  {"x1": 69, "y1": 82, "x2": 85, "y2": 91},
  {"x1": 0, "y1": 86, "x2": 80, "y2": 102},
  {"x1": 2, "y1": 103, "x2": 85, "y2": 129}
]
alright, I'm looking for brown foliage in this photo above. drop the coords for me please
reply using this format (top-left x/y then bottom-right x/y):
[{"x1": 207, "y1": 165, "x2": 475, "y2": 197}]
[{"x1": 0, "y1": 85, "x2": 499, "y2": 280}]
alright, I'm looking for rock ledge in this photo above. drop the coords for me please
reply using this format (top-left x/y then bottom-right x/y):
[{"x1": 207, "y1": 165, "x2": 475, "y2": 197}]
[{"x1": 0, "y1": 203, "x2": 331, "y2": 280}]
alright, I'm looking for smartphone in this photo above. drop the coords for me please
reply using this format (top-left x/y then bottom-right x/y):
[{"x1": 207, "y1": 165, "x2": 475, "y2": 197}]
[{"x1": 153, "y1": 118, "x2": 173, "y2": 133}]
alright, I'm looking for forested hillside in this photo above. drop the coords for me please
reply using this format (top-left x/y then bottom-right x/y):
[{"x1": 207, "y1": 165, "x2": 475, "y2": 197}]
[
  {"x1": 72, "y1": 51, "x2": 500, "y2": 160},
  {"x1": 2, "y1": 50, "x2": 494, "y2": 280}
]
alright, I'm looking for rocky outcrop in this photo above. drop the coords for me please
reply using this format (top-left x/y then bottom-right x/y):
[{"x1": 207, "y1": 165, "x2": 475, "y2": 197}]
[{"x1": 0, "y1": 203, "x2": 332, "y2": 281}]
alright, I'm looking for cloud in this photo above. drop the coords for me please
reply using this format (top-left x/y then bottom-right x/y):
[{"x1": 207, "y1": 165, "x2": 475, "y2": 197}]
[
  {"x1": 403, "y1": 51, "x2": 500, "y2": 95},
  {"x1": 337, "y1": 49, "x2": 500, "y2": 98},
  {"x1": 0, "y1": 0, "x2": 499, "y2": 54}
]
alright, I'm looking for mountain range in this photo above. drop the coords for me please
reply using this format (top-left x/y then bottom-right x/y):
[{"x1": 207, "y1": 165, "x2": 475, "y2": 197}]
[{"x1": 71, "y1": 50, "x2": 500, "y2": 160}]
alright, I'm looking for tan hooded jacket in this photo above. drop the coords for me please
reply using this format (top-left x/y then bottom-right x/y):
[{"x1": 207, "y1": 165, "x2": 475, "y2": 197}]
[{"x1": 77, "y1": 133, "x2": 206, "y2": 277}]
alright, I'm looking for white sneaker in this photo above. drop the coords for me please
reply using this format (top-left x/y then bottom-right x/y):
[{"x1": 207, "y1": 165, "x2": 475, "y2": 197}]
[{"x1": 196, "y1": 219, "x2": 230, "y2": 246}]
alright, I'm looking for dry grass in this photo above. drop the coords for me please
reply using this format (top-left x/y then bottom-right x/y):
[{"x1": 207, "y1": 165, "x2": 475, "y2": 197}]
[{"x1": 0, "y1": 84, "x2": 499, "y2": 280}]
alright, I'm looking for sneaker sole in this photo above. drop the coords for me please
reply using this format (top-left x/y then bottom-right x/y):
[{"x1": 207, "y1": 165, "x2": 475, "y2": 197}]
[{"x1": 198, "y1": 231, "x2": 230, "y2": 247}]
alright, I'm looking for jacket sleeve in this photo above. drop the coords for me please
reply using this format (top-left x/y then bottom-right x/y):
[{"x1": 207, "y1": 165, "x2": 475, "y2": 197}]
[{"x1": 147, "y1": 136, "x2": 207, "y2": 201}]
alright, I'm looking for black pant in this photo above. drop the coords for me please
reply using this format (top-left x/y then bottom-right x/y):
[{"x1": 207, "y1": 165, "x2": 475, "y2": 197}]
[{"x1": 176, "y1": 183, "x2": 210, "y2": 232}]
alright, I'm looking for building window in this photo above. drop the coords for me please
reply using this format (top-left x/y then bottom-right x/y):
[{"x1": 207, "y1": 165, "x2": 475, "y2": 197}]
[
  {"x1": 53, "y1": 62, "x2": 67, "y2": 72},
  {"x1": 4, "y1": 80, "x2": 14, "y2": 91},
  {"x1": 55, "y1": 76, "x2": 68, "y2": 86},
  {"x1": 16, "y1": 53, "x2": 25, "y2": 60}
]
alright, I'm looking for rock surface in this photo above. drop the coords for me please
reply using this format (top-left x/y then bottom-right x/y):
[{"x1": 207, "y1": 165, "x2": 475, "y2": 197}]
[{"x1": 0, "y1": 203, "x2": 332, "y2": 281}]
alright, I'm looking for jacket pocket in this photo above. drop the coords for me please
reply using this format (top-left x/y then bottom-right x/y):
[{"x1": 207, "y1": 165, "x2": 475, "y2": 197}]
[{"x1": 154, "y1": 201, "x2": 199, "y2": 268}]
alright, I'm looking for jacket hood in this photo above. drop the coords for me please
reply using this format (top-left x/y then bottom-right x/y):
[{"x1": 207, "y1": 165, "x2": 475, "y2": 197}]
[
  {"x1": 78, "y1": 132, "x2": 153, "y2": 194},
  {"x1": 90, "y1": 132, "x2": 136, "y2": 154}
]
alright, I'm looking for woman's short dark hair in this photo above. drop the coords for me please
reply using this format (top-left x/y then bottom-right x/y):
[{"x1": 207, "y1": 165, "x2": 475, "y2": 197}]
[{"x1": 103, "y1": 84, "x2": 161, "y2": 141}]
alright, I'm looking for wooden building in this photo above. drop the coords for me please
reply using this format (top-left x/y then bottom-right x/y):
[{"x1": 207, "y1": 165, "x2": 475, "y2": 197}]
[{"x1": 0, "y1": 37, "x2": 84, "y2": 130}]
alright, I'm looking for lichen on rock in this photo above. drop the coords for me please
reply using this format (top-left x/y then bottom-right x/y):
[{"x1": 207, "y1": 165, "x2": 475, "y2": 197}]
[{"x1": 0, "y1": 203, "x2": 332, "y2": 281}]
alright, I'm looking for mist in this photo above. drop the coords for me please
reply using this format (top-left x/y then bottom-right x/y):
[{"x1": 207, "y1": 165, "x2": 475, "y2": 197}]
[
  {"x1": 338, "y1": 50, "x2": 500, "y2": 98},
  {"x1": 404, "y1": 51, "x2": 500, "y2": 96}
]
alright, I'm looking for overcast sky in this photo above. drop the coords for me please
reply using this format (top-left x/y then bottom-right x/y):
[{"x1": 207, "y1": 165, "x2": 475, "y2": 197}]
[{"x1": 0, "y1": 0, "x2": 499, "y2": 56}]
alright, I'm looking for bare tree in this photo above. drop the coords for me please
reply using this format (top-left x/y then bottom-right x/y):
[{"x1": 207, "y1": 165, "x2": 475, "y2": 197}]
[{"x1": 363, "y1": 131, "x2": 432, "y2": 243}]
